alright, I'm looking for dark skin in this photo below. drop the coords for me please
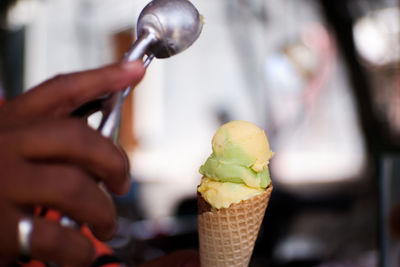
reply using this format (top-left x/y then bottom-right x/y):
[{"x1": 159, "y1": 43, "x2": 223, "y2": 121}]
[
  {"x1": 0, "y1": 61, "x2": 199, "y2": 266},
  {"x1": 0, "y1": 61, "x2": 144, "y2": 266}
]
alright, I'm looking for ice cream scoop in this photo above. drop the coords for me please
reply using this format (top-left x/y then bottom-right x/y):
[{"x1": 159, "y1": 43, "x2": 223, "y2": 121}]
[
  {"x1": 64, "y1": 0, "x2": 202, "y2": 233},
  {"x1": 99, "y1": 0, "x2": 203, "y2": 139},
  {"x1": 199, "y1": 120, "x2": 273, "y2": 189},
  {"x1": 73, "y1": 0, "x2": 203, "y2": 140}
]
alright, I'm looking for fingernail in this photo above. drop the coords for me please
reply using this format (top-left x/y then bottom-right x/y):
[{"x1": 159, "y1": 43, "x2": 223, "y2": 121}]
[
  {"x1": 122, "y1": 61, "x2": 142, "y2": 71},
  {"x1": 121, "y1": 178, "x2": 132, "y2": 195}
]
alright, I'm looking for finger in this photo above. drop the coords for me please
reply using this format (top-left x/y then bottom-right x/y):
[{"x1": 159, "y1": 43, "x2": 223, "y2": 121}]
[
  {"x1": 31, "y1": 216, "x2": 95, "y2": 266},
  {"x1": 3, "y1": 163, "x2": 117, "y2": 241},
  {"x1": 37, "y1": 61, "x2": 145, "y2": 116},
  {"x1": 0, "y1": 61, "x2": 145, "y2": 124},
  {"x1": 12, "y1": 119, "x2": 130, "y2": 195},
  {"x1": 0, "y1": 202, "x2": 21, "y2": 260},
  {"x1": 0, "y1": 204, "x2": 95, "y2": 266}
]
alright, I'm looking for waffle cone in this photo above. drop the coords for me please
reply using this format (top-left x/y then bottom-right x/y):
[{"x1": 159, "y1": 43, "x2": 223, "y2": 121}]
[{"x1": 197, "y1": 184, "x2": 273, "y2": 267}]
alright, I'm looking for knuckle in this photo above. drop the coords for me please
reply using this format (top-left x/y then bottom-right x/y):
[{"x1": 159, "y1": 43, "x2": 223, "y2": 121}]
[{"x1": 47, "y1": 73, "x2": 83, "y2": 109}]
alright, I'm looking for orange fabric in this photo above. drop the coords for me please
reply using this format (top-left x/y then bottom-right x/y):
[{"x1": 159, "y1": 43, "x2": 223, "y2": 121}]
[{"x1": 81, "y1": 225, "x2": 114, "y2": 256}]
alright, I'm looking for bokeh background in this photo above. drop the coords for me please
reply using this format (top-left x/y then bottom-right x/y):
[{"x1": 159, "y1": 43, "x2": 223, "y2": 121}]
[{"x1": 1, "y1": 0, "x2": 400, "y2": 266}]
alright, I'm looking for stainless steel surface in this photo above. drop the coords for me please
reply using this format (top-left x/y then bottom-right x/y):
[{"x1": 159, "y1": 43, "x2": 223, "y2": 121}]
[
  {"x1": 136, "y1": 0, "x2": 203, "y2": 59},
  {"x1": 18, "y1": 218, "x2": 33, "y2": 256},
  {"x1": 97, "y1": 0, "x2": 203, "y2": 140},
  {"x1": 64, "y1": 0, "x2": 202, "y2": 234}
]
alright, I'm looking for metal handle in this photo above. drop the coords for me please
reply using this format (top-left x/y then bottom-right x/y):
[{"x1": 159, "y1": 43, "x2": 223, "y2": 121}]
[
  {"x1": 62, "y1": 31, "x2": 157, "y2": 230},
  {"x1": 98, "y1": 29, "x2": 157, "y2": 141}
]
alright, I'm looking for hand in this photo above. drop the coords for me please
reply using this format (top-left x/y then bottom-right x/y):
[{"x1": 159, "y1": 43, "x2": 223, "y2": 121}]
[
  {"x1": 0, "y1": 61, "x2": 145, "y2": 266},
  {"x1": 0, "y1": 61, "x2": 144, "y2": 128}
]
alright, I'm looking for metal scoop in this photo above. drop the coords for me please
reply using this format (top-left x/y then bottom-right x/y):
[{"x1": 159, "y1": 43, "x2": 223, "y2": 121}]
[
  {"x1": 63, "y1": 0, "x2": 202, "y2": 230},
  {"x1": 74, "y1": 0, "x2": 203, "y2": 140}
]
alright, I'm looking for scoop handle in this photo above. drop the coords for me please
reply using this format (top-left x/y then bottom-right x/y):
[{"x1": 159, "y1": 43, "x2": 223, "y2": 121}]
[
  {"x1": 62, "y1": 32, "x2": 157, "y2": 232},
  {"x1": 98, "y1": 30, "x2": 156, "y2": 140}
]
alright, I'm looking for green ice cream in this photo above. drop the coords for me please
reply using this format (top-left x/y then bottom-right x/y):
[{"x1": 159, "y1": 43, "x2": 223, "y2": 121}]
[{"x1": 199, "y1": 120, "x2": 273, "y2": 189}]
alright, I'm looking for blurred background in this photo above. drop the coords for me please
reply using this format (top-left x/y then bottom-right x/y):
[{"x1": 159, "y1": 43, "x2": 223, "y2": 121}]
[{"x1": 1, "y1": 0, "x2": 400, "y2": 266}]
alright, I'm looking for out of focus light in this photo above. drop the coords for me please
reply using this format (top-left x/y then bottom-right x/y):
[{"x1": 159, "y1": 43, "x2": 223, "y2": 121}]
[
  {"x1": 273, "y1": 150, "x2": 365, "y2": 185},
  {"x1": 353, "y1": 7, "x2": 400, "y2": 141},
  {"x1": 6, "y1": 0, "x2": 38, "y2": 30},
  {"x1": 265, "y1": 24, "x2": 366, "y2": 186},
  {"x1": 273, "y1": 235, "x2": 325, "y2": 264},
  {"x1": 353, "y1": 8, "x2": 400, "y2": 67}
]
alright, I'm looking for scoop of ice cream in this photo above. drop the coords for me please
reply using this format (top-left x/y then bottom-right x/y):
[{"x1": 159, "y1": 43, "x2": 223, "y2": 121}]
[
  {"x1": 198, "y1": 177, "x2": 265, "y2": 209},
  {"x1": 199, "y1": 120, "x2": 273, "y2": 188}
]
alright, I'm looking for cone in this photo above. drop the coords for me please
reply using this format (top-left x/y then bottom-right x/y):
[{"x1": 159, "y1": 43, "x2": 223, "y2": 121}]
[{"x1": 197, "y1": 184, "x2": 273, "y2": 267}]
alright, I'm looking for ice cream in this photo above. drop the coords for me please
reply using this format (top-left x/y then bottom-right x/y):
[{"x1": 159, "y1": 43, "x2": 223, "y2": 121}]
[
  {"x1": 198, "y1": 120, "x2": 273, "y2": 209},
  {"x1": 197, "y1": 120, "x2": 273, "y2": 267}
]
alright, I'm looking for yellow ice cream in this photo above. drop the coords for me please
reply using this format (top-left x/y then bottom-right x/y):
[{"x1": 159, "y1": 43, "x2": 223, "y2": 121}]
[
  {"x1": 198, "y1": 177, "x2": 265, "y2": 209},
  {"x1": 198, "y1": 120, "x2": 273, "y2": 209}
]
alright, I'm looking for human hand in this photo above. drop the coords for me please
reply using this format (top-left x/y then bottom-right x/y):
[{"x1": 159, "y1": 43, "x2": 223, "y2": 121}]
[
  {"x1": 0, "y1": 61, "x2": 144, "y2": 128},
  {"x1": 0, "y1": 61, "x2": 145, "y2": 266}
]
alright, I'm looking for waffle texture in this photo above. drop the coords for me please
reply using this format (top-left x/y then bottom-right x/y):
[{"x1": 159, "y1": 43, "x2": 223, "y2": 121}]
[{"x1": 197, "y1": 185, "x2": 273, "y2": 267}]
